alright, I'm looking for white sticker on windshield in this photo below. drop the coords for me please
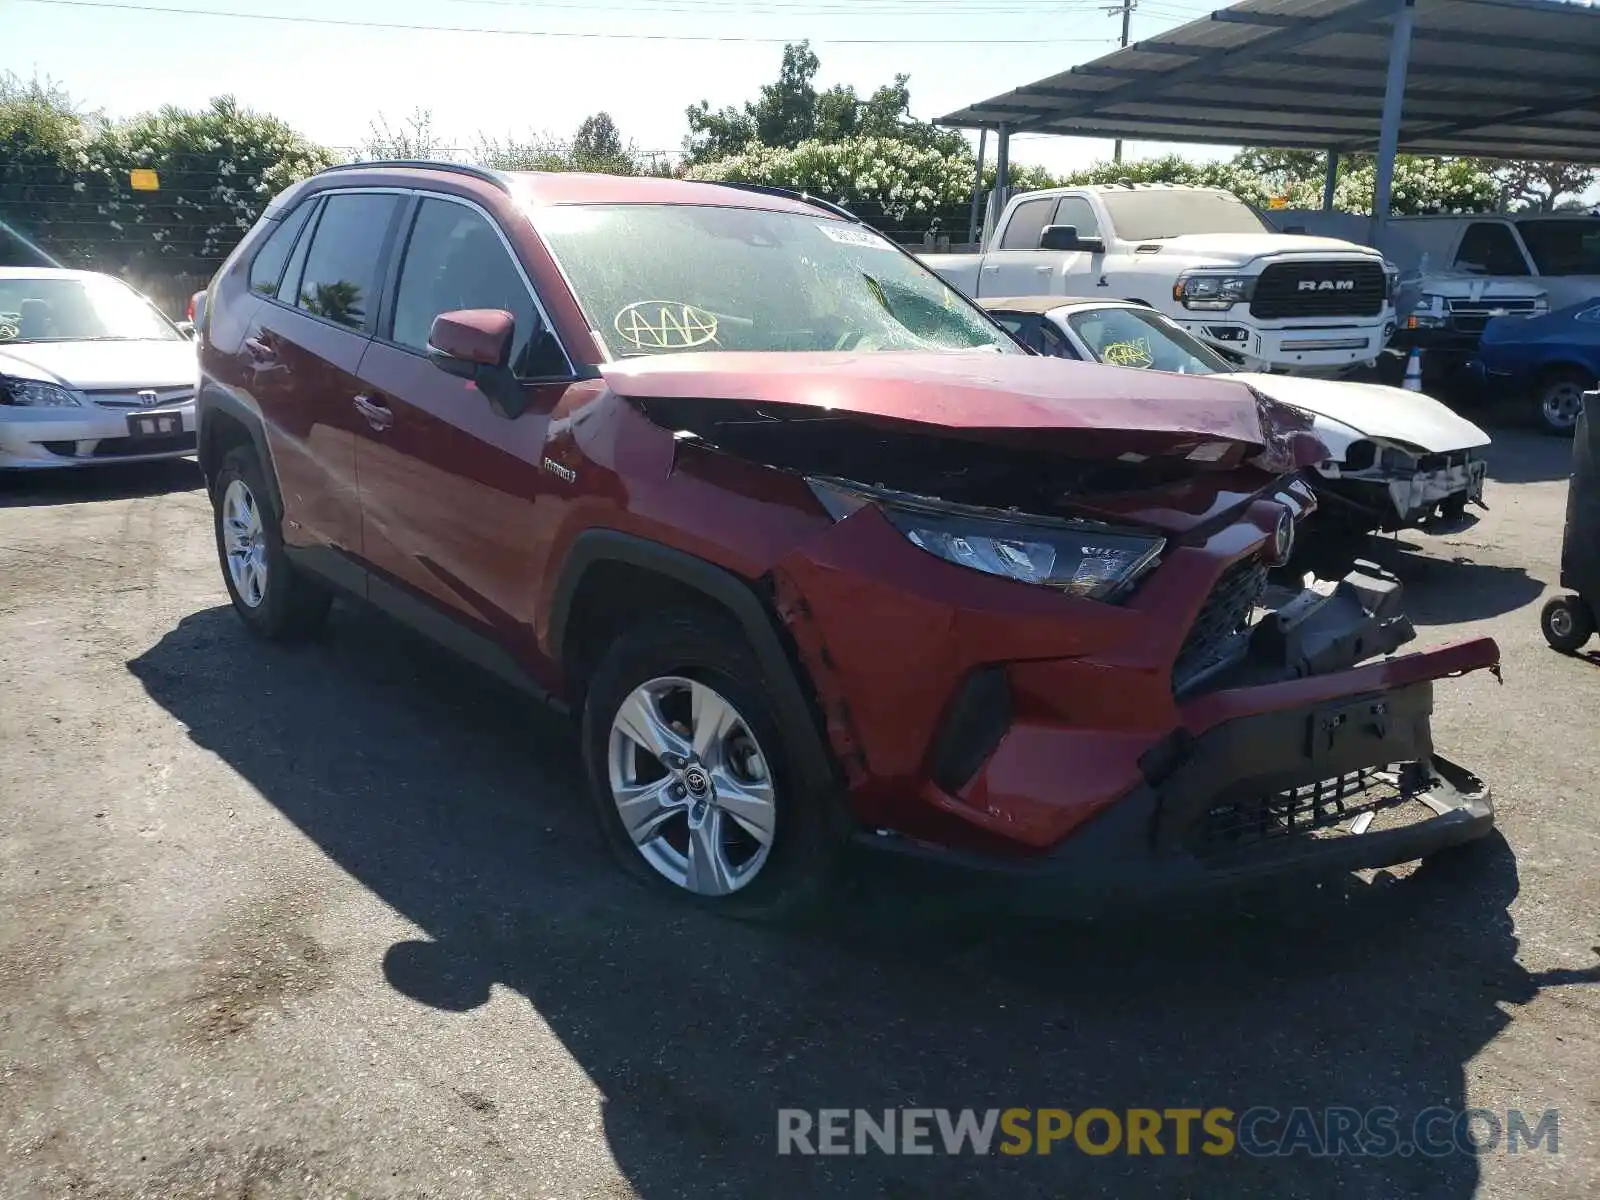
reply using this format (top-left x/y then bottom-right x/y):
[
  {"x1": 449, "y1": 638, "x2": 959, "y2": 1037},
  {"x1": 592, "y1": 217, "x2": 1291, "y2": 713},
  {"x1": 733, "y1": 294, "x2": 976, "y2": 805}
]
[{"x1": 818, "y1": 223, "x2": 895, "y2": 250}]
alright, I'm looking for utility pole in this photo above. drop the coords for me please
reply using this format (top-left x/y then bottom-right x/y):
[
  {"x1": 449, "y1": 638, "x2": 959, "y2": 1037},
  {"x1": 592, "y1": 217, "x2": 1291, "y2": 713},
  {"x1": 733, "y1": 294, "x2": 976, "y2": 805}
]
[{"x1": 1110, "y1": 0, "x2": 1134, "y2": 163}]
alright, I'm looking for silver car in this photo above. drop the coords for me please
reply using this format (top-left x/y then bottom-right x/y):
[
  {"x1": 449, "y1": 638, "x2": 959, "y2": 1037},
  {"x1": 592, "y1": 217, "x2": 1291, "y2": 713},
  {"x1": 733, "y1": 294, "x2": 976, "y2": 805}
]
[{"x1": 0, "y1": 267, "x2": 198, "y2": 469}]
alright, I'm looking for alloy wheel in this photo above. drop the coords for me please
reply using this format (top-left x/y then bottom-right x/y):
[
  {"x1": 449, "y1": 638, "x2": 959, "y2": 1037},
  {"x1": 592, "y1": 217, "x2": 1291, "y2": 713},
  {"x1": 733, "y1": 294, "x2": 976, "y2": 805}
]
[
  {"x1": 607, "y1": 675, "x2": 777, "y2": 896},
  {"x1": 221, "y1": 478, "x2": 268, "y2": 608}
]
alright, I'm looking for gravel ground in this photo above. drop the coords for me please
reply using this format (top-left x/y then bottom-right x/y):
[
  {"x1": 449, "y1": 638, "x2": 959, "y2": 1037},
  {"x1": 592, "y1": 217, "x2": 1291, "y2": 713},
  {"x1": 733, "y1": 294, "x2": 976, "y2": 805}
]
[{"x1": 1, "y1": 430, "x2": 1597, "y2": 1199}]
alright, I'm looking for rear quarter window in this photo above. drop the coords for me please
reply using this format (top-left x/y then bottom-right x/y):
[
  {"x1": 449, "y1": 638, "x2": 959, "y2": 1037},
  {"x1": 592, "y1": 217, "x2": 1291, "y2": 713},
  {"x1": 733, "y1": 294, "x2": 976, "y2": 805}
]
[{"x1": 248, "y1": 201, "x2": 315, "y2": 297}]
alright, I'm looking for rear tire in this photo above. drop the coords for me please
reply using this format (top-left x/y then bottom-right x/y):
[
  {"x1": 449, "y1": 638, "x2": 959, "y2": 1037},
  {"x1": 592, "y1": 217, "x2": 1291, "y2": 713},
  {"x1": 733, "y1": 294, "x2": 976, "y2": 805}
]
[
  {"x1": 1540, "y1": 594, "x2": 1594, "y2": 653},
  {"x1": 212, "y1": 446, "x2": 331, "y2": 640},
  {"x1": 580, "y1": 607, "x2": 844, "y2": 921}
]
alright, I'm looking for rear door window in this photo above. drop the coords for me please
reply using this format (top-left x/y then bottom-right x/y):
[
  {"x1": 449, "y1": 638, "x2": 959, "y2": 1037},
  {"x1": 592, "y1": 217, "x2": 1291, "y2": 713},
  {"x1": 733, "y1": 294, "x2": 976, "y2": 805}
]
[{"x1": 292, "y1": 192, "x2": 402, "y2": 331}]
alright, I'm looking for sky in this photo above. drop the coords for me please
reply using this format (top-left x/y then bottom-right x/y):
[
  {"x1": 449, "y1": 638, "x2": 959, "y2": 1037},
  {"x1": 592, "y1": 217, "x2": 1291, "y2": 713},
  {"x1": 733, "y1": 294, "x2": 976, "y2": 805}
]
[{"x1": 3, "y1": 0, "x2": 1235, "y2": 174}]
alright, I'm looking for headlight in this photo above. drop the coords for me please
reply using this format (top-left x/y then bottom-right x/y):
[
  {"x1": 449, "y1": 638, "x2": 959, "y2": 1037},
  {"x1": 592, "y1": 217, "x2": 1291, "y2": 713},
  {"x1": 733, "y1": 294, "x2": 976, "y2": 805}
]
[
  {"x1": 1406, "y1": 294, "x2": 1448, "y2": 329},
  {"x1": 1379, "y1": 446, "x2": 1418, "y2": 472},
  {"x1": 1173, "y1": 273, "x2": 1255, "y2": 311},
  {"x1": 1383, "y1": 265, "x2": 1400, "y2": 302},
  {"x1": 0, "y1": 377, "x2": 81, "y2": 407},
  {"x1": 807, "y1": 478, "x2": 1165, "y2": 602}
]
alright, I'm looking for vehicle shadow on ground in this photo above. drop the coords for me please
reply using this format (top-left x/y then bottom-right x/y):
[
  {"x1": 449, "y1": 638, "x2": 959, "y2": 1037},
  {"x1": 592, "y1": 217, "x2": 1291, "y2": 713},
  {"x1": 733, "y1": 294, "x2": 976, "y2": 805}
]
[
  {"x1": 1361, "y1": 543, "x2": 1546, "y2": 627},
  {"x1": 0, "y1": 458, "x2": 202, "y2": 508},
  {"x1": 128, "y1": 606, "x2": 1599, "y2": 1200},
  {"x1": 1483, "y1": 426, "x2": 1573, "y2": 485}
]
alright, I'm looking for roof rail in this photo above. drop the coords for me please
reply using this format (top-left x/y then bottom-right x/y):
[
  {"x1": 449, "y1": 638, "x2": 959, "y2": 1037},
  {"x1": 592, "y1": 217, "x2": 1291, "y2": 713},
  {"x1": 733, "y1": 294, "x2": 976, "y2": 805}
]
[
  {"x1": 713, "y1": 181, "x2": 861, "y2": 224},
  {"x1": 316, "y1": 160, "x2": 511, "y2": 193}
]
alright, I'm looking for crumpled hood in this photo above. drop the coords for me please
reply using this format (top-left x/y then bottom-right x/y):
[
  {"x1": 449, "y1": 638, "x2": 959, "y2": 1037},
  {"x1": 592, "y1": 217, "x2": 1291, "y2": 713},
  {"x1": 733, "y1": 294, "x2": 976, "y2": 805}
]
[
  {"x1": 0, "y1": 339, "x2": 197, "y2": 390},
  {"x1": 602, "y1": 351, "x2": 1288, "y2": 458},
  {"x1": 1229, "y1": 372, "x2": 1490, "y2": 454},
  {"x1": 1140, "y1": 232, "x2": 1382, "y2": 266}
]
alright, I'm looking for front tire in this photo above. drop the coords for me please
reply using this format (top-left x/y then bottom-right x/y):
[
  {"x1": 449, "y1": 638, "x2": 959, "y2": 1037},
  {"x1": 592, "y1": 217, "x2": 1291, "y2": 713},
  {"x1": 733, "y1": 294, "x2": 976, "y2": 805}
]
[
  {"x1": 1540, "y1": 594, "x2": 1594, "y2": 653},
  {"x1": 212, "y1": 446, "x2": 331, "y2": 640},
  {"x1": 580, "y1": 608, "x2": 843, "y2": 920},
  {"x1": 1534, "y1": 368, "x2": 1591, "y2": 435}
]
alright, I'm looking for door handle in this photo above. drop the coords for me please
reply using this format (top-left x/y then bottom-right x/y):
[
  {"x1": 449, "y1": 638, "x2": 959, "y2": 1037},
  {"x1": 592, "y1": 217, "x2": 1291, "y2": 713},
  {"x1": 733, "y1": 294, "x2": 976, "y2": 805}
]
[
  {"x1": 1035, "y1": 265, "x2": 1052, "y2": 272},
  {"x1": 353, "y1": 394, "x2": 393, "y2": 431},
  {"x1": 243, "y1": 335, "x2": 277, "y2": 365}
]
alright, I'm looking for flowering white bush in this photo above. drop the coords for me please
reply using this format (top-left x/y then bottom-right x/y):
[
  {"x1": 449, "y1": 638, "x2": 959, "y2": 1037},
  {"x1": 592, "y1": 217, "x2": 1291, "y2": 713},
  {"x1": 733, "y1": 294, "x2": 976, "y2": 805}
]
[
  {"x1": 686, "y1": 141, "x2": 1502, "y2": 239},
  {"x1": 687, "y1": 136, "x2": 1061, "y2": 231}
]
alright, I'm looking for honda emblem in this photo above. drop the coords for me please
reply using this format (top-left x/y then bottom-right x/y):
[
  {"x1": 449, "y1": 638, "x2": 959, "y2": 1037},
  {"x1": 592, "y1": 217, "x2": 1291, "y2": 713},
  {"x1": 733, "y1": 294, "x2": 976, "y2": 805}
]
[{"x1": 137, "y1": 389, "x2": 159, "y2": 406}]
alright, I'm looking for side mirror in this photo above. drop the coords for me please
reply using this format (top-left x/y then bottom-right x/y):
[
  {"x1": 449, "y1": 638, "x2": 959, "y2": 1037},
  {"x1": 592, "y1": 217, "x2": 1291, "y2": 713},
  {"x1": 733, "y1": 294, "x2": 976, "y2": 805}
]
[
  {"x1": 174, "y1": 320, "x2": 196, "y2": 339},
  {"x1": 1039, "y1": 224, "x2": 1104, "y2": 253},
  {"x1": 427, "y1": 308, "x2": 527, "y2": 418}
]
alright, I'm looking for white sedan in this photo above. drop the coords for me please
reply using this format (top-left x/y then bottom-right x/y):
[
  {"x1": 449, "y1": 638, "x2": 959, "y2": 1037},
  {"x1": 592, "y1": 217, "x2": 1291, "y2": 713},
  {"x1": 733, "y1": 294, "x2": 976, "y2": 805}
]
[
  {"x1": 981, "y1": 296, "x2": 1490, "y2": 565},
  {"x1": 0, "y1": 267, "x2": 198, "y2": 470}
]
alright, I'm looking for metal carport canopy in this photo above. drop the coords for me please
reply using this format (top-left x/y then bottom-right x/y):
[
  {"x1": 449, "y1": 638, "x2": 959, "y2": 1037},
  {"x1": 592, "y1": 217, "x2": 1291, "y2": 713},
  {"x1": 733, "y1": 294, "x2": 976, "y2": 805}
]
[{"x1": 939, "y1": 0, "x2": 1600, "y2": 163}]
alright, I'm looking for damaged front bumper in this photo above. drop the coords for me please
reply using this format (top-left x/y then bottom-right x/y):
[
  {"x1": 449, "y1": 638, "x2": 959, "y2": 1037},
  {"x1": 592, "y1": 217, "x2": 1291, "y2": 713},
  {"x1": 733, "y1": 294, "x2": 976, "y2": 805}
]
[
  {"x1": 859, "y1": 566, "x2": 1501, "y2": 896},
  {"x1": 1320, "y1": 455, "x2": 1488, "y2": 529},
  {"x1": 1386, "y1": 457, "x2": 1488, "y2": 524}
]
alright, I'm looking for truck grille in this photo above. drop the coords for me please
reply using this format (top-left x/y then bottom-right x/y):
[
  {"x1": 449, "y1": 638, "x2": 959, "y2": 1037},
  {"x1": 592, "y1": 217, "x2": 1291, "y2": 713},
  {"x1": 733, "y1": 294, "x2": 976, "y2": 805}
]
[
  {"x1": 1250, "y1": 261, "x2": 1387, "y2": 320},
  {"x1": 1187, "y1": 762, "x2": 1436, "y2": 859},
  {"x1": 1446, "y1": 297, "x2": 1544, "y2": 335},
  {"x1": 1173, "y1": 555, "x2": 1268, "y2": 693}
]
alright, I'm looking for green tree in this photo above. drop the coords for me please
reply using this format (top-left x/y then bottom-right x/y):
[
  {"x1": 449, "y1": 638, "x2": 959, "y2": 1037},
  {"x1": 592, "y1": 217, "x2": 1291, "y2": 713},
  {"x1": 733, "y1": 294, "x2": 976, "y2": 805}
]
[
  {"x1": 683, "y1": 42, "x2": 967, "y2": 165},
  {"x1": 569, "y1": 112, "x2": 635, "y2": 174},
  {"x1": 751, "y1": 41, "x2": 819, "y2": 149},
  {"x1": 1493, "y1": 160, "x2": 1598, "y2": 212},
  {"x1": 476, "y1": 112, "x2": 660, "y2": 176}
]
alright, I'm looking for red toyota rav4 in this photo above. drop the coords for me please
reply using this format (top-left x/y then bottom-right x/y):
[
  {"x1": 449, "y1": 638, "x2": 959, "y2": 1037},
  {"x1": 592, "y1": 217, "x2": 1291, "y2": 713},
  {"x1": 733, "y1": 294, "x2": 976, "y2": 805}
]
[{"x1": 195, "y1": 163, "x2": 1500, "y2": 918}]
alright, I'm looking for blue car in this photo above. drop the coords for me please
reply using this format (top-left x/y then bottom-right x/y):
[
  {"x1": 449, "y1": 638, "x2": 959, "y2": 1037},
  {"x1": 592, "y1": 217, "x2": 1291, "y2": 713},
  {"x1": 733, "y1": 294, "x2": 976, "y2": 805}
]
[{"x1": 1477, "y1": 299, "x2": 1600, "y2": 434}]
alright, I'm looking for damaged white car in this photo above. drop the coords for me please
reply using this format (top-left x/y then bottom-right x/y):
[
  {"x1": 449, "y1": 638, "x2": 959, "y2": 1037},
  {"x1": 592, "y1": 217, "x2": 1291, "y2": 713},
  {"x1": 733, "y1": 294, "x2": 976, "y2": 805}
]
[{"x1": 981, "y1": 297, "x2": 1490, "y2": 571}]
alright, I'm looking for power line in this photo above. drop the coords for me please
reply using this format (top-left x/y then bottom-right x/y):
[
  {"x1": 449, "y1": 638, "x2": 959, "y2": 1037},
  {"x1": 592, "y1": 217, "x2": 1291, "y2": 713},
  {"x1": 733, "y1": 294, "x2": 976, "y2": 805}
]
[
  {"x1": 446, "y1": 0, "x2": 1129, "y2": 12},
  {"x1": 15, "y1": 0, "x2": 1121, "y2": 44}
]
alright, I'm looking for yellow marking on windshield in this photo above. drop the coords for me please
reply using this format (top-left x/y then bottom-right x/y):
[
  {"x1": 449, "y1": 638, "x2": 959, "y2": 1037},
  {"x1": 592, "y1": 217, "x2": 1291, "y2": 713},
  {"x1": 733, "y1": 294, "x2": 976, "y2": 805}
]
[{"x1": 1100, "y1": 337, "x2": 1155, "y2": 368}]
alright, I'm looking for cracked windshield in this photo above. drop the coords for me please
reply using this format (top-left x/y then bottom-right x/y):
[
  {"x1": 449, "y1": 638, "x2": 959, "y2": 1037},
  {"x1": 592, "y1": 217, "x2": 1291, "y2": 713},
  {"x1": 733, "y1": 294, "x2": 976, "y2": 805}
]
[{"x1": 537, "y1": 203, "x2": 1017, "y2": 356}]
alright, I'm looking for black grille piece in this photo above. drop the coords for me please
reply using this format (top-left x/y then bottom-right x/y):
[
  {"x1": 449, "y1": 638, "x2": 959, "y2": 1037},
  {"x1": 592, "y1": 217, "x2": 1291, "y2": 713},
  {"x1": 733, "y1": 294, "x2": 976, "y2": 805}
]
[
  {"x1": 1415, "y1": 450, "x2": 1472, "y2": 473},
  {"x1": 1250, "y1": 261, "x2": 1387, "y2": 319},
  {"x1": 1173, "y1": 556, "x2": 1268, "y2": 693},
  {"x1": 91, "y1": 432, "x2": 198, "y2": 458},
  {"x1": 927, "y1": 666, "x2": 1012, "y2": 794},
  {"x1": 1188, "y1": 762, "x2": 1436, "y2": 860},
  {"x1": 40, "y1": 440, "x2": 79, "y2": 456}
]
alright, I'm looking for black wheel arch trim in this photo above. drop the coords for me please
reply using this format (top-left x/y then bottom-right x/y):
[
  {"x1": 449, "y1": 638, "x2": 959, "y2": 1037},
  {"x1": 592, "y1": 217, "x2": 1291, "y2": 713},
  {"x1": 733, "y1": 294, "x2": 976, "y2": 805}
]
[
  {"x1": 197, "y1": 385, "x2": 284, "y2": 519},
  {"x1": 549, "y1": 529, "x2": 841, "y2": 794}
]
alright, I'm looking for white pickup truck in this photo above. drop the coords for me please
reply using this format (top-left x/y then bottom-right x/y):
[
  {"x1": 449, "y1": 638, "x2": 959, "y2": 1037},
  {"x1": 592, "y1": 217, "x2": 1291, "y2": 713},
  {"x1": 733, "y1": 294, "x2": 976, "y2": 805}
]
[{"x1": 919, "y1": 183, "x2": 1397, "y2": 374}]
